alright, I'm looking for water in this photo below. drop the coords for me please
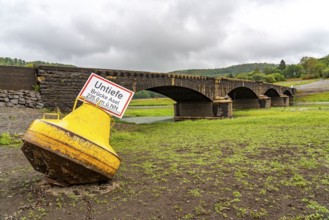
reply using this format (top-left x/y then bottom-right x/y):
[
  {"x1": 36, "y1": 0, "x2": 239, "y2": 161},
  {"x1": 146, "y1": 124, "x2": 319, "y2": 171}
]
[
  {"x1": 128, "y1": 106, "x2": 171, "y2": 109},
  {"x1": 120, "y1": 116, "x2": 173, "y2": 124}
]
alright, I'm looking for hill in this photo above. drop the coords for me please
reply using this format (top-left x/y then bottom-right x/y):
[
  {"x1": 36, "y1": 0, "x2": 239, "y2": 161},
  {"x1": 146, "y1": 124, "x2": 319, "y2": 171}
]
[{"x1": 170, "y1": 63, "x2": 278, "y2": 77}]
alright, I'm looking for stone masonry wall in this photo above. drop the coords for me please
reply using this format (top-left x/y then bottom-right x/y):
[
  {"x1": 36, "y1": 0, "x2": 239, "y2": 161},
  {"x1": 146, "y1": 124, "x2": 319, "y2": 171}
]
[
  {"x1": 38, "y1": 68, "x2": 90, "y2": 111},
  {"x1": 0, "y1": 66, "x2": 37, "y2": 90},
  {"x1": 37, "y1": 66, "x2": 217, "y2": 112},
  {"x1": 0, "y1": 90, "x2": 44, "y2": 109}
]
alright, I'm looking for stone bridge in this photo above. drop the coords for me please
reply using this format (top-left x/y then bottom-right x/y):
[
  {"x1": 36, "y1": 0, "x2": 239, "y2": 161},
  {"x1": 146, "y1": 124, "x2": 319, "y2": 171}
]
[{"x1": 36, "y1": 66, "x2": 295, "y2": 119}]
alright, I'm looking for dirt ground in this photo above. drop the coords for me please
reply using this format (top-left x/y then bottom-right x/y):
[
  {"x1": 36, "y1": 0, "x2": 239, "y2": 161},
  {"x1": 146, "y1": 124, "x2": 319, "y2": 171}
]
[
  {"x1": 295, "y1": 78, "x2": 329, "y2": 94},
  {"x1": 1, "y1": 106, "x2": 329, "y2": 220},
  {"x1": 1, "y1": 80, "x2": 329, "y2": 220},
  {"x1": 0, "y1": 107, "x2": 128, "y2": 220},
  {"x1": 0, "y1": 107, "x2": 43, "y2": 135}
]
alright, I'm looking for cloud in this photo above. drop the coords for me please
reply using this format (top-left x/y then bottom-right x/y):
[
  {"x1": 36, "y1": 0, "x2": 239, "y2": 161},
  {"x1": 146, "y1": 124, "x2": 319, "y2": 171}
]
[{"x1": 0, "y1": 0, "x2": 329, "y2": 72}]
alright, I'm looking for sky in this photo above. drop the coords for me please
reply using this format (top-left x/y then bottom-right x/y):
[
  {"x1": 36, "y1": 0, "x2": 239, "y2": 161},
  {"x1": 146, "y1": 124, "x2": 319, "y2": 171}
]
[{"x1": 1, "y1": 0, "x2": 329, "y2": 72}]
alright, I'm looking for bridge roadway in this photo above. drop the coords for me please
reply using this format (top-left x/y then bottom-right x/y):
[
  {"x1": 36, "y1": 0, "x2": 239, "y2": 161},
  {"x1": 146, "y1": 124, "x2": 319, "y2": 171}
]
[{"x1": 35, "y1": 66, "x2": 296, "y2": 119}]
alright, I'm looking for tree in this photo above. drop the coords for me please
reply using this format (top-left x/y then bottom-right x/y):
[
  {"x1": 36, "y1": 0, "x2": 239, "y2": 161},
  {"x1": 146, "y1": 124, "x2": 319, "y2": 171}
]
[
  {"x1": 283, "y1": 64, "x2": 303, "y2": 78},
  {"x1": 279, "y1": 60, "x2": 286, "y2": 70},
  {"x1": 263, "y1": 66, "x2": 277, "y2": 75},
  {"x1": 253, "y1": 67, "x2": 260, "y2": 74},
  {"x1": 225, "y1": 73, "x2": 234, "y2": 78},
  {"x1": 322, "y1": 68, "x2": 329, "y2": 78},
  {"x1": 252, "y1": 73, "x2": 266, "y2": 82},
  {"x1": 300, "y1": 57, "x2": 325, "y2": 78}
]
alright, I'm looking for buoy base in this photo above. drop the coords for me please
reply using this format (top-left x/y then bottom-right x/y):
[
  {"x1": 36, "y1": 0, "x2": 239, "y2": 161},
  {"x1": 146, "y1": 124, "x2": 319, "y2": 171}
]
[
  {"x1": 21, "y1": 119, "x2": 120, "y2": 185},
  {"x1": 22, "y1": 142, "x2": 110, "y2": 185}
]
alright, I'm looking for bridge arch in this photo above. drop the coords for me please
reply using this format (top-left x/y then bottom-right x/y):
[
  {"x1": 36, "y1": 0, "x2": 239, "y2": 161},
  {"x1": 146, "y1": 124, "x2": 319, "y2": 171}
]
[
  {"x1": 283, "y1": 90, "x2": 294, "y2": 104},
  {"x1": 283, "y1": 90, "x2": 293, "y2": 97},
  {"x1": 228, "y1": 87, "x2": 258, "y2": 99},
  {"x1": 264, "y1": 88, "x2": 286, "y2": 107},
  {"x1": 138, "y1": 85, "x2": 214, "y2": 119},
  {"x1": 141, "y1": 86, "x2": 212, "y2": 102},
  {"x1": 264, "y1": 88, "x2": 280, "y2": 97},
  {"x1": 228, "y1": 87, "x2": 260, "y2": 109}
]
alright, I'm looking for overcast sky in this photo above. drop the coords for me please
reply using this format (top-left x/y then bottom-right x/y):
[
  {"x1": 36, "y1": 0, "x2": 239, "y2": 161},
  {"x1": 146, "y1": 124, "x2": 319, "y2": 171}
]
[{"x1": 1, "y1": 0, "x2": 329, "y2": 72}]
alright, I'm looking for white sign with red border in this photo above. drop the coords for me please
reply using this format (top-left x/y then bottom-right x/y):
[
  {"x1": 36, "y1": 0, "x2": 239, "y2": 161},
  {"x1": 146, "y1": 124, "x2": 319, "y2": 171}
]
[{"x1": 78, "y1": 73, "x2": 134, "y2": 118}]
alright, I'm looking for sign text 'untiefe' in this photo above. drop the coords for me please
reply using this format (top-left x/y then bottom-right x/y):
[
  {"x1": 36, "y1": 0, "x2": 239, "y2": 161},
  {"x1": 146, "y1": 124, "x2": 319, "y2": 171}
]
[{"x1": 78, "y1": 73, "x2": 134, "y2": 118}]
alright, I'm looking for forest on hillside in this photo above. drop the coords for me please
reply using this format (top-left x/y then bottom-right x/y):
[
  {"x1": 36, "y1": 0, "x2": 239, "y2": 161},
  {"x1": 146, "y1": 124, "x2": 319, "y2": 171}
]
[
  {"x1": 172, "y1": 55, "x2": 329, "y2": 83},
  {"x1": 0, "y1": 57, "x2": 75, "y2": 67},
  {"x1": 232, "y1": 55, "x2": 329, "y2": 83},
  {"x1": 170, "y1": 63, "x2": 278, "y2": 77}
]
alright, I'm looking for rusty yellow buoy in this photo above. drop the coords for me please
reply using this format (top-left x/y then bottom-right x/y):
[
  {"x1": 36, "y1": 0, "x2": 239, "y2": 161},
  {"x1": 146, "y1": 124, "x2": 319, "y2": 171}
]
[{"x1": 21, "y1": 99, "x2": 120, "y2": 185}]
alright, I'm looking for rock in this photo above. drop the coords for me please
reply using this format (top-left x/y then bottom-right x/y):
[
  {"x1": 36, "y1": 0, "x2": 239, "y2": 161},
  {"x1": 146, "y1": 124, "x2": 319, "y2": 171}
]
[
  {"x1": 35, "y1": 103, "x2": 44, "y2": 109},
  {"x1": 0, "y1": 89, "x2": 44, "y2": 110},
  {"x1": 10, "y1": 99, "x2": 19, "y2": 104},
  {"x1": 18, "y1": 100, "x2": 26, "y2": 104}
]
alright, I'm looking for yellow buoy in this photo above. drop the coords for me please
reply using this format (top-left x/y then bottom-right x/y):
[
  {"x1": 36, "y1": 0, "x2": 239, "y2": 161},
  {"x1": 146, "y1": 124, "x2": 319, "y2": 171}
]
[{"x1": 22, "y1": 99, "x2": 120, "y2": 185}]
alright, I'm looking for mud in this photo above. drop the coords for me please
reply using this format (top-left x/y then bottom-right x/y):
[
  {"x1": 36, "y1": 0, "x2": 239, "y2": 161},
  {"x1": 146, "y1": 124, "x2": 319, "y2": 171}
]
[{"x1": 295, "y1": 79, "x2": 329, "y2": 94}]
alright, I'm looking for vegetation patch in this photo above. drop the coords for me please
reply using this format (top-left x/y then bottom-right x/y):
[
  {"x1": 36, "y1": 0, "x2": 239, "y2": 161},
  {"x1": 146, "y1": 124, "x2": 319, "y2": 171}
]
[
  {"x1": 297, "y1": 91, "x2": 329, "y2": 102},
  {"x1": 108, "y1": 107, "x2": 329, "y2": 219},
  {"x1": 0, "y1": 132, "x2": 21, "y2": 146},
  {"x1": 129, "y1": 98, "x2": 175, "y2": 106}
]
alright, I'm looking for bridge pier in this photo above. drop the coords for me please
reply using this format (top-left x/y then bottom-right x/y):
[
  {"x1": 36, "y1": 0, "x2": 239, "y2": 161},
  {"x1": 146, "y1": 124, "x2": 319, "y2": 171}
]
[
  {"x1": 212, "y1": 98, "x2": 233, "y2": 118},
  {"x1": 232, "y1": 99, "x2": 260, "y2": 109},
  {"x1": 174, "y1": 98, "x2": 232, "y2": 120},
  {"x1": 271, "y1": 94, "x2": 289, "y2": 107},
  {"x1": 258, "y1": 95, "x2": 271, "y2": 108}
]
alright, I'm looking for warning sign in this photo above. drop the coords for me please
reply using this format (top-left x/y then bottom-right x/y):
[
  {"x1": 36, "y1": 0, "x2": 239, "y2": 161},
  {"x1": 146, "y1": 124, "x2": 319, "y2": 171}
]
[{"x1": 78, "y1": 73, "x2": 134, "y2": 118}]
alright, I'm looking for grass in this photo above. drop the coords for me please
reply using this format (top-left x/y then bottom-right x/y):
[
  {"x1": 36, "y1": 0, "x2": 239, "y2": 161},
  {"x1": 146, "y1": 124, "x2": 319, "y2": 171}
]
[
  {"x1": 0, "y1": 132, "x2": 22, "y2": 146},
  {"x1": 296, "y1": 91, "x2": 329, "y2": 102},
  {"x1": 123, "y1": 98, "x2": 175, "y2": 117},
  {"x1": 233, "y1": 106, "x2": 329, "y2": 118},
  {"x1": 108, "y1": 106, "x2": 329, "y2": 219}
]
